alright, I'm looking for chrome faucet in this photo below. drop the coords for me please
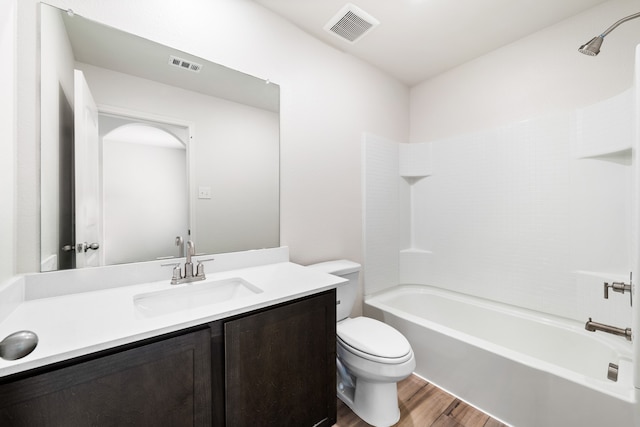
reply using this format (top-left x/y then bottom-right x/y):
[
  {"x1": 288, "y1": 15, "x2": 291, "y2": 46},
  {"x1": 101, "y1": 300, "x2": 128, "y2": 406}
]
[
  {"x1": 585, "y1": 318, "x2": 632, "y2": 341},
  {"x1": 164, "y1": 240, "x2": 214, "y2": 285},
  {"x1": 184, "y1": 240, "x2": 196, "y2": 279}
]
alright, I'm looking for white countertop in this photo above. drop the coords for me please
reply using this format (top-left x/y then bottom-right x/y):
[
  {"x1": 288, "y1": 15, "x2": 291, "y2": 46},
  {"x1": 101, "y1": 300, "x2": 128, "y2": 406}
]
[{"x1": 0, "y1": 260, "x2": 345, "y2": 377}]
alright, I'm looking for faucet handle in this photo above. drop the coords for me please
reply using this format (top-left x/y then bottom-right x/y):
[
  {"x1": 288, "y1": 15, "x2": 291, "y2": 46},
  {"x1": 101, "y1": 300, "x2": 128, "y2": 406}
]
[
  {"x1": 603, "y1": 278, "x2": 633, "y2": 306},
  {"x1": 195, "y1": 258, "x2": 214, "y2": 278},
  {"x1": 160, "y1": 262, "x2": 181, "y2": 268},
  {"x1": 171, "y1": 265, "x2": 182, "y2": 283},
  {"x1": 196, "y1": 262, "x2": 205, "y2": 278},
  {"x1": 160, "y1": 262, "x2": 183, "y2": 284}
]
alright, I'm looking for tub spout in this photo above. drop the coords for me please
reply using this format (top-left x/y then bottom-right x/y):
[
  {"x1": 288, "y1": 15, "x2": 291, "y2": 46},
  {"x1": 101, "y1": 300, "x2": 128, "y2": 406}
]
[{"x1": 585, "y1": 318, "x2": 632, "y2": 341}]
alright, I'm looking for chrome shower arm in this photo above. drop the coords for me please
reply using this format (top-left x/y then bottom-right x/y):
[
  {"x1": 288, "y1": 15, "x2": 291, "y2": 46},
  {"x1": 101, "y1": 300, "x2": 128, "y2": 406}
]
[{"x1": 599, "y1": 11, "x2": 640, "y2": 38}]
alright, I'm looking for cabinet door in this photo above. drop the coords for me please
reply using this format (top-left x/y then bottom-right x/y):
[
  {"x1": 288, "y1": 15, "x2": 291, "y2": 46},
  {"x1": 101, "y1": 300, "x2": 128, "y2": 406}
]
[
  {"x1": 225, "y1": 290, "x2": 336, "y2": 427},
  {"x1": 0, "y1": 328, "x2": 212, "y2": 426}
]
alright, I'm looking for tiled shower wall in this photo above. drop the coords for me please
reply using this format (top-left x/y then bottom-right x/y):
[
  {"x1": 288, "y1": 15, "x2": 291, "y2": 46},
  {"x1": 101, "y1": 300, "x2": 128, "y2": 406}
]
[
  {"x1": 362, "y1": 134, "x2": 400, "y2": 296},
  {"x1": 364, "y1": 88, "x2": 634, "y2": 325}
]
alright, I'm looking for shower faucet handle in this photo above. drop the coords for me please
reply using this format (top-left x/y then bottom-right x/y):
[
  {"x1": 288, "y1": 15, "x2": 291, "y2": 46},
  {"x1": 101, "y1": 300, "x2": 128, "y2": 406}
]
[{"x1": 603, "y1": 274, "x2": 632, "y2": 306}]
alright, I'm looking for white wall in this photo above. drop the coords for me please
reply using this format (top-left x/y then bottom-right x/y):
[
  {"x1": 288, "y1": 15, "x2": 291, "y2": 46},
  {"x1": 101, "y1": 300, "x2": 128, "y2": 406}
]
[
  {"x1": 0, "y1": 0, "x2": 17, "y2": 284},
  {"x1": 16, "y1": 0, "x2": 39, "y2": 274},
  {"x1": 411, "y1": 0, "x2": 640, "y2": 142},
  {"x1": 102, "y1": 135, "x2": 188, "y2": 265},
  {"x1": 194, "y1": 100, "x2": 280, "y2": 254}
]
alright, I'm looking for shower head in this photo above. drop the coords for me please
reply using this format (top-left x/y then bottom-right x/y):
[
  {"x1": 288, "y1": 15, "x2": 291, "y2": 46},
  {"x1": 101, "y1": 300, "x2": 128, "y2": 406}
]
[
  {"x1": 578, "y1": 36, "x2": 603, "y2": 56},
  {"x1": 578, "y1": 11, "x2": 640, "y2": 56}
]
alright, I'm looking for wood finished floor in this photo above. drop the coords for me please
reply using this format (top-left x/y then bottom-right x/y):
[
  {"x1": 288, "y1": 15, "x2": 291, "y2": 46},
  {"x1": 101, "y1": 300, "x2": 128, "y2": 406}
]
[{"x1": 334, "y1": 374, "x2": 508, "y2": 427}]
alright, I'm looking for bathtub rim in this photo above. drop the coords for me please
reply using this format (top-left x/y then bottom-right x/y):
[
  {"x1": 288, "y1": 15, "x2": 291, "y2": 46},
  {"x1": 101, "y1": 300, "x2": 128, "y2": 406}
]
[{"x1": 364, "y1": 284, "x2": 635, "y2": 403}]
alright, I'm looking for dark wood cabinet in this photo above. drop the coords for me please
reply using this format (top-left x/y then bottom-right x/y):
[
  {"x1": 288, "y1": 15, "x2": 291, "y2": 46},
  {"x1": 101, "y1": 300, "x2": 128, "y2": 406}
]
[
  {"x1": 223, "y1": 290, "x2": 336, "y2": 427},
  {"x1": 0, "y1": 328, "x2": 212, "y2": 426},
  {"x1": 0, "y1": 289, "x2": 336, "y2": 427}
]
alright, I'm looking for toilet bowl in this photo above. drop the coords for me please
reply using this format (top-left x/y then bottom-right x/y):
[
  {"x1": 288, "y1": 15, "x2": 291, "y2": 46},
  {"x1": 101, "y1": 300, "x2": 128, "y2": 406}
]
[
  {"x1": 336, "y1": 316, "x2": 415, "y2": 426},
  {"x1": 307, "y1": 260, "x2": 416, "y2": 427}
]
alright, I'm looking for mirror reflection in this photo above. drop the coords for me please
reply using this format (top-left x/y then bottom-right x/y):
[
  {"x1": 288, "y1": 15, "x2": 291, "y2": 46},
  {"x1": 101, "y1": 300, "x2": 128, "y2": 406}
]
[
  {"x1": 101, "y1": 119, "x2": 189, "y2": 266},
  {"x1": 40, "y1": 4, "x2": 280, "y2": 272}
]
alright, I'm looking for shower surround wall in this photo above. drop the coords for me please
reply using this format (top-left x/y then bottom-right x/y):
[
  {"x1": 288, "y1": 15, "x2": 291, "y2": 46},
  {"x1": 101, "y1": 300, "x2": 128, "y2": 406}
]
[{"x1": 364, "y1": 87, "x2": 634, "y2": 328}]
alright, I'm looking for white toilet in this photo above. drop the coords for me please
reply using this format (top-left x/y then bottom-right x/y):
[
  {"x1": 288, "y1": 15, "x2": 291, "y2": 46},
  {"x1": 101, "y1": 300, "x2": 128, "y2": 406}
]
[{"x1": 307, "y1": 260, "x2": 415, "y2": 427}]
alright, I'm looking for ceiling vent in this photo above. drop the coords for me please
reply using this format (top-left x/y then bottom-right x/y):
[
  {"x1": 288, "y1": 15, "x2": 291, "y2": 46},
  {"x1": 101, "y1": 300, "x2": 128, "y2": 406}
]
[
  {"x1": 168, "y1": 55, "x2": 203, "y2": 73},
  {"x1": 324, "y1": 3, "x2": 380, "y2": 43}
]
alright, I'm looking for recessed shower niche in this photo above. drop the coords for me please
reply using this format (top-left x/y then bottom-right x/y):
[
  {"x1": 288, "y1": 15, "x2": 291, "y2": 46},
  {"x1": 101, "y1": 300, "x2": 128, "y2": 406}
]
[{"x1": 399, "y1": 142, "x2": 432, "y2": 255}]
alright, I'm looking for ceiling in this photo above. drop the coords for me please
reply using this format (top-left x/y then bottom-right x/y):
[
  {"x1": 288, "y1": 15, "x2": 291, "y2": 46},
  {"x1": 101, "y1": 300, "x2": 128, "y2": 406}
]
[
  {"x1": 253, "y1": 0, "x2": 610, "y2": 86},
  {"x1": 58, "y1": 5, "x2": 279, "y2": 112}
]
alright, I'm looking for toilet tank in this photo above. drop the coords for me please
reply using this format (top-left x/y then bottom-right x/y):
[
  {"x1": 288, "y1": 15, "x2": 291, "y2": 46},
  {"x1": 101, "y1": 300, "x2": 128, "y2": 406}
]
[{"x1": 306, "y1": 260, "x2": 360, "y2": 321}]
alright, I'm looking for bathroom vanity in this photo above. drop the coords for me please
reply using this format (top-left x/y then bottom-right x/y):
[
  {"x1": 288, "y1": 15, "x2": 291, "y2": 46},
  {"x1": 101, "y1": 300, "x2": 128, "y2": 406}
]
[{"x1": 0, "y1": 248, "x2": 343, "y2": 426}]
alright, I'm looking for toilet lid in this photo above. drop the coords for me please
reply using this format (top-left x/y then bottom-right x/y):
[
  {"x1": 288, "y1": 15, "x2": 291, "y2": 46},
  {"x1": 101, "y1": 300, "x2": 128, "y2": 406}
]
[{"x1": 337, "y1": 317, "x2": 412, "y2": 360}]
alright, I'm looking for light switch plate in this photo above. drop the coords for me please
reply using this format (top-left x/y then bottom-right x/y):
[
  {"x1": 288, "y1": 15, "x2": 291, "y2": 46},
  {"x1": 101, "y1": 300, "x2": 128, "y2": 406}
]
[{"x1": 198, "y1": 186, "x2": 211, "y2": 199}]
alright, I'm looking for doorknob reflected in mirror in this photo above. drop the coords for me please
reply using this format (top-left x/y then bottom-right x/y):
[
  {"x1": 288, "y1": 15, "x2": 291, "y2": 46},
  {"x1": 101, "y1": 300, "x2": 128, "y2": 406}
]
[
  {"x1": 62, "y1": 243, "x2": 100, "y2": 252},
  {"x1": 77, "y1": 242, "x2": 100, "y2": 252}
]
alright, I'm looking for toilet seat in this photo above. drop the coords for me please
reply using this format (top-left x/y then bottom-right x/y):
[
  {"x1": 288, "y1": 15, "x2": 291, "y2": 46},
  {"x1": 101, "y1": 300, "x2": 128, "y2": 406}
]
[{"x1": 337, "y1": 317, "x2": 413, "y2": 364}]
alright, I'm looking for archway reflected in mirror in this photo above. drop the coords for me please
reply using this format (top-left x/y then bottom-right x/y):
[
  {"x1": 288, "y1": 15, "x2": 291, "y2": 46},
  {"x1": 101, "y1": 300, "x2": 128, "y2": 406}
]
[{"x1": 102, "y1": 122, "x2": 189, "y2": 265}]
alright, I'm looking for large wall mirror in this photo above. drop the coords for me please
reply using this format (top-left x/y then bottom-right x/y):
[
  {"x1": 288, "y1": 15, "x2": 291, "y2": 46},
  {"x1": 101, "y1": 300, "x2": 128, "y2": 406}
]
[{"x1": 40, "y1": 3, "x2": 280, "y2": 271}]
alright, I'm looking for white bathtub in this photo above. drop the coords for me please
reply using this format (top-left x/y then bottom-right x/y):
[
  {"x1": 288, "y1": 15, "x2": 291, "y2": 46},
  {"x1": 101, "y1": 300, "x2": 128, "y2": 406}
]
[{"x1": 364, "y1": 285, "x2": 637, "y2": 427}]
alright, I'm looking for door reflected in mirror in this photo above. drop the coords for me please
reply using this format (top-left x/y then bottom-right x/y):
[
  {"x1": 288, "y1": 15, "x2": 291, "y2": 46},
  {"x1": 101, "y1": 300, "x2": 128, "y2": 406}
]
[{"x1": 39, "y1": 4, "x2": 280, "y2": 272}]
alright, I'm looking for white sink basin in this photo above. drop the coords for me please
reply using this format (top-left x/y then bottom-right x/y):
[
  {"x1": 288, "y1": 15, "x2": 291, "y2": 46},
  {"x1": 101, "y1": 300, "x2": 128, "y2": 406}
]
[{"x1": 134, "y1": 277, "x2": 263, "y2": 317}]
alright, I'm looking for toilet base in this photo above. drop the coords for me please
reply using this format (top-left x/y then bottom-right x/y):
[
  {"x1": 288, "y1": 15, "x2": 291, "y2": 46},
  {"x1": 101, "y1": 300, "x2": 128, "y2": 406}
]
[{"x1": 338, "y1": 378, "x2": 400, "y2": 427}]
